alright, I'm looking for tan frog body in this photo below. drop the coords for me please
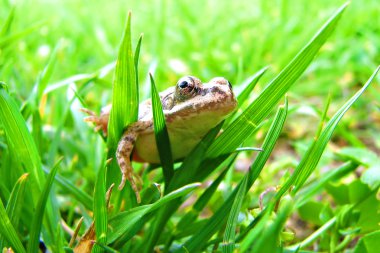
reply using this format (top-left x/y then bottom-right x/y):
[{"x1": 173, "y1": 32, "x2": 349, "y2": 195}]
[{"x1": 83, "y1": 76, "x2": 237, "y2": 202}]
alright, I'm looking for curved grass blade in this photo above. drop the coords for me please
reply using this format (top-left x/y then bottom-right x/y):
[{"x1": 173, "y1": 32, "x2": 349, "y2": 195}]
[
  {"x1": 4, "y1": 174, "x2": 29, "y2": 233},
  {"x1": 274, "y1": 65, "x2": 380, "y2": 201},
  {"x1": 0, "y1": 21, "x2": 45, "y2": 49},
  {"x1": 176, "y1": 100, "x2": 288, "y2": 253},
  {"x1": 27, "y1": 158, "x2": 61, "y2": 253},
  {"x1": 206, "y1": 2, "x2": 349, "y2": 159},
  {"x1": 1, "y1": 7, "x2": 15, "y2": 36},
  {"x1": 222, "y1": 173, "x2": 248, "y2": 253},
  {"x1": 241, "y1": 196, "x2": 293, "y2": 253},
  {"x1": 237, "y1": 66, "x2": 268, "y2": 106},
  {"x1": 107, "y1": 183, "x2": 200, "y2": 244},
  {"x1": 176, "y1": 167, "x2": 230, "y2": 234},
  {"x1": 93, "y1": 163, "x2": 108, "y2": 253},
  {"x1": 150, "y1": 73, "x2": 174, "y2": 185},
  {"x1": 0, "y1": 82, "x2": 62, "y2": 250},
  {"x1": 0, "y1": 198, "x2": 25, "y2": 253},
  {"x1": 295, "y1": 161, "x2": 358, "y2": 208},
  {"x1": 46, "y1": 168, "x2": 93, "y2": 211}
]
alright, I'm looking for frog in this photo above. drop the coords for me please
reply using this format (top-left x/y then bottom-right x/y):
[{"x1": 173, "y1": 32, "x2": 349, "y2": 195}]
[{"x1": 82, "y1": 76, "x2": 237, "y2": 202}]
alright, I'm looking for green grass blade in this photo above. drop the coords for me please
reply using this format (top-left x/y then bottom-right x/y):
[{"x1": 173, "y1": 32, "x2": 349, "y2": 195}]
[
  {"x1": 274, "y1": 66, "x2": 379, "y2": 201},
  {"x1": 295, "y1": 161, "x2": 358, "y2": 208},
  {"x1": 176, "y1": 166, "x2": 231, "y2": 233},
  {"x1": 177, "y1": 101, "x2": 288, "y2": 252},
  {"x1": 206, "y1": 2, "x2": 348, "y2": 158},
  {"x1": 5, "y1": 174, "x2": 29, "y2": 231},
  {"x1": 0, "y1": 7, "x2": 15, "y2": 36},
  {"x1": 107, "y1": 183, "x2": 200, "y2": 244},
  {"x1": 0, "y1": 82, "x2": 62, "y2": 250},
  {"x1": 222, "y1": 173, "x2": 248, "y2": 253},
  {"x1": 150, "y1": 73, "x2": 174, "y2": 185},
  {"x1": 0, "y1": 21, "x2": 45, "y2": 49},
  {"x1": 47, "y1": 169, "x2": 93, "y2": 211},
  {"x1": 107, "y1": 12, "x2": 138, "y2": 149},
  {"x1": 236, "y1": 66, "x2": 268, "y2": 106},
  {"x1": 27, "y1": 158, "x2": 61, "y2": 253},
  {"x1": 168, "y1": 121, "x2": 223, "y2": 192},
  {"x1": 106, "y1": 13, "x2": 139, "y2": 203},
  {"x1": 93, "y1": 163, "x2": 108, "y2": 253},
  {"x1": 241, "y1": 196, "x2": 293, "y2": 253},
  {"x1": 0, "y1": 198, "x2": 25, "y2": 253},
  {"x1": 0, "y1": 83, "x2": 44, "y2": 189}
]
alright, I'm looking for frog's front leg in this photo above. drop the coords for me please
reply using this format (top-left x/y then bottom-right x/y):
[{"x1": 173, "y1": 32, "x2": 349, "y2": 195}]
[{"x1": 117, "y1": 121, "x2": 152, "y2": 203}]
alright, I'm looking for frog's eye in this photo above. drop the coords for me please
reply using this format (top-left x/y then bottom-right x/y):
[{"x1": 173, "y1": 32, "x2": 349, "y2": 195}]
[
  {"x1": 177, "y1": 77, "x2": 194, "y2": 90},
  {"x1": 175, "y1": 76, "x2": 198, "y2": 101}
]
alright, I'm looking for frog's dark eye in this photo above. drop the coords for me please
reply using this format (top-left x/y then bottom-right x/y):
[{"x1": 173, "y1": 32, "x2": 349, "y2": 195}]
[
  {"x1": 179, "y1": 80, "x2": 189, "y2": 88},
  {"x1": 175, "y1": 76, "x2": 199, "y2": 101},
  {"x1": 177, "y1": 77, "x2": 194, "y2": 90}
]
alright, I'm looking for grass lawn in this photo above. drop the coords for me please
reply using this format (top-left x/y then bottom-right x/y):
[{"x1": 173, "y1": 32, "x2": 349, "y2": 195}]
[{"x1": 0, "y1": 0, "x2": 379, "y2": 252}]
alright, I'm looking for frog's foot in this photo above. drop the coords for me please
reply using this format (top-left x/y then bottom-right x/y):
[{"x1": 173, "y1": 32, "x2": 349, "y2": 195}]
[
  {"x1": 80, "y1": 108, "x2": 108, "y2": 135},
  {"x1": 116, "y1": 130, "x2": 140, "y2": 203}
]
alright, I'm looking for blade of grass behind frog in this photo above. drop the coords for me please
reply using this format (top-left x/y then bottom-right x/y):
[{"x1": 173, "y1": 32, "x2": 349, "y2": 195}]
[
  {"x1": 27, "y1": 157, "x2": 61, "y2": 253},
  {"x1": 0, "y1": 198, "x2": 25, "y2": 253},
  {"x1": 45, "y1": 168, "x2": 93, "y2": 211},
  {"x1": 223, "y1": 67, "x2": 268, "y2": 126},
  {"x1": 222, "y1": 172, "x2": 248, "y2": 253},
  {"x1": 0, "y1": 174, "x2": 28, "y2": 250},
  {"x1": 0, "y1": 7, "x2": 15, "y2": 36},
  {"x1": 274, "y1": 66, "x2": 379, "y2": 202},
  {"x1": 205, "y1": 2, "x2": 348, "y2": 159},
  {"x1": 175, "y1": 100, "x2": 288, "y2": 253},
  {"x1": 93, "y1": 162, "x2": 108, "y2": 253},
  {"x1": 150, "y1": 73, "x2": 174, "y2": 186}
]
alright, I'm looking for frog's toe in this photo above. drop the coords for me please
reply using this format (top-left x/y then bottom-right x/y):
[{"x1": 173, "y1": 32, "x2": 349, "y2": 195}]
[{"x1": 79, "y1": 108, "x2": 97, "y2": 116}]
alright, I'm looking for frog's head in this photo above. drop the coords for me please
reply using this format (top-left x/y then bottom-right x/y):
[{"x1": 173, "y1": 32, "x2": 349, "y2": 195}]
[{"x1": 163, "y1": 76, "x2": 237, "y2": 121}]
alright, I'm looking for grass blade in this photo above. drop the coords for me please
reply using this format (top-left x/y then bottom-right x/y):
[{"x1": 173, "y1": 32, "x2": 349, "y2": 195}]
[
  {"x1": 4, "y1": 174, "x2": 29, "y2": 232},
  {"x1": 177, "y1": 100, "x2": 288, "y2": 252},
  {"x1": 0, "y1": 198, "x2": 25, "y2": 253},
  {"x1": 27, "y1": 158, "x2": 61, "y2": 253},
  {"x1": 150, "y1": 73, "x2": 174, "y2": 185},
  {"x1": 0, "y1": 7, "x2": 15, "y2": 36},
  {"x1": 274, "y1": 65, "x2": 379, "y2": 201},
  {"x1": 237, "y1": 66, "x2": 268, "y2": 106},
  {"x1": 206, "y1": 2, "x2": 349, "y2": 158},
  {"x1": 222, "y1": 173, "x2": 248, "y2": 253},
  {"x1": 107, "y1": 12, "x2": 138, "y2": 149},
  {"x1": 106, "y1": 13, "x2": 140, "y2": 204},
  {"x1": 93, "y1": 162, "x2": 108, "y2": 253},
  {"x1": 107, "y1": 183, "x2": 200, "y2": 244}
]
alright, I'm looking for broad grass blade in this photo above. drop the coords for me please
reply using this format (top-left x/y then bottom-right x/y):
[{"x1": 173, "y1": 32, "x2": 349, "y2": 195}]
[
  {"x1": 93, "y1": 163, "x2": 108, "y2": 253},
  {"x1": 206, "y1": 3, "x2": 349, "y2": 159},
  {"x1": 222, "y1": 173, "x2": 248, "y2": 253},
  {"x1": 27, "y1": 158, "x2": 61, "y2": 253},
  {"x1": 150, "y1": 73, "x2": 174, "y2": 185},
  {"x1": 274, "y1": 66, "x2": 379, "y2": 201},
  {"x1": 177, "y1": 100, "x2": 288, "y2": 253}
]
